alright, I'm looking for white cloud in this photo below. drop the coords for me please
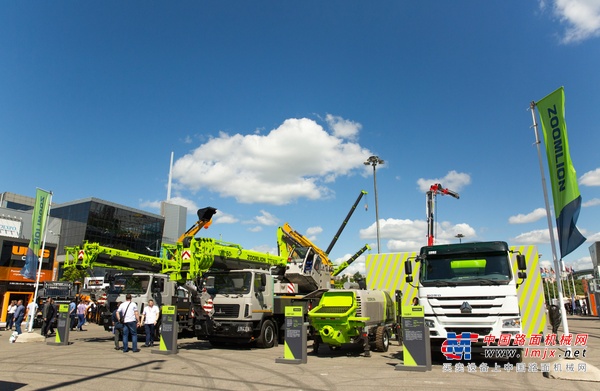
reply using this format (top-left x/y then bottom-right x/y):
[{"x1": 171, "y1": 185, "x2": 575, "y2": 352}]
[
  {"x1": 253, "y1": 210, "x2": 279, "y2": 226},
  {"x1": 213, "y1": 211, "x2": 239, "y2": 224},
  {"x1": 359, "y1": 218, "x2": 476, "y2": 252},
  {"x1": 579, "y1": 168, "x2": 600, "y2": 186},
  {"x1": 542, "y1": 0, "x2": 600, "y2": 43},
  {"x1": 512, "y1": 229, "x2": 552, "y2": 245},
  {"x1": 509, "y1": 208, "x2": 547, "y2": 224},
  {"x1": 248, "y1": 226, "x2": 263, "y2": 233},
  {"x1": 325, "y1": 114, "x2": 362, "y2": 141},
  {"x1": 416, "y1": 171, "x2": 471, "y2": 193},
  {"x1": 305, "y1": 226, "x2": 323, "y2": 242},
  {"x1": 582, "y1": 198, "x2": 600, "y2": 207},
  {"x1": 172, "y1": 117, "x2": 372, "y2": 205}
]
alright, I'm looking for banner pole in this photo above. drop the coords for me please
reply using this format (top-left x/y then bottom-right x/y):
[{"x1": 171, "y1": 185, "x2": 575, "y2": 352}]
[{"x1": 529, "y1": 101, "x2": 570, "y2": 338}]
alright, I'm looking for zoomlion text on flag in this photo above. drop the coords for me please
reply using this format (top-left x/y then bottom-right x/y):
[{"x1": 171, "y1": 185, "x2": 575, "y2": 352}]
[
  {"x1": 20, "y1": 189, "x2": 51, "y2": 280},
  {"x1": 536, "y1": 87, "x2": 585, "y2": 258}
]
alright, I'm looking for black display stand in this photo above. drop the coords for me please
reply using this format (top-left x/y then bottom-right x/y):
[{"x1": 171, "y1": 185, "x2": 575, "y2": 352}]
[
  {"x1": 276, "y1": 306, "x2": 307, "y2": 364},
  {"x1": 395, "y1": 305, "x2": 431, "y2": 371},
  {"x1": 48, "y1": 304, "x2": 71, "y2": 346},
  {"x1": 152, "y1": 305, "x2": 178, "y2": 355}
]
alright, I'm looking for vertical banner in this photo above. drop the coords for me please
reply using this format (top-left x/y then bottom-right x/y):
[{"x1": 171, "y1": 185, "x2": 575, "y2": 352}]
[
  {"x1": 536, "y1": 87, "x2": 586, "y2": 258},
  {"x1": 20, "y1": 188, "x2": 52, "y2": 280}
]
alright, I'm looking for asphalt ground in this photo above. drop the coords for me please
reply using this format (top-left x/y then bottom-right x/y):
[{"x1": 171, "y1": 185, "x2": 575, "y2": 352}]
[{"x1": 1, "y1": 316, "x2": 599, "y2": 391}]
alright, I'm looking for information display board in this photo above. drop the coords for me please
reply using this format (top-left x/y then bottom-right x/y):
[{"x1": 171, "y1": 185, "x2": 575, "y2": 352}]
[
  {"x1": 152, "y1": 305, "x2": 178, "y2": 355},
  {"x1": 48, "y1": 304, "x2": 70, "y2": 346},
  {"x1": 396, "y1": 305, "x2": 431, "y2": 371},
  {"x1": 276, "y1": 306, "x2": 307, "y2": 364}
]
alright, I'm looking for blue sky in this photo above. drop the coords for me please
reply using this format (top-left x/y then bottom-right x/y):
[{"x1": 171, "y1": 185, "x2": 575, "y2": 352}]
[{"x1": 3, "y1": 1, "x2": 600, "y2": 276}]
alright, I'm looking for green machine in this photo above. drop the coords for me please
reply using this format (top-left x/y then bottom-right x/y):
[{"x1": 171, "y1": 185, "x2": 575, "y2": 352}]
[{"x1": 308, "y1": 289, "x2": 397, "y2": 356}]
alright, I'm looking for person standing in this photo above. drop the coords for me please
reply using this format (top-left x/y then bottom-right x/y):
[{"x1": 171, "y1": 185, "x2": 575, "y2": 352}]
[
  {"x1": 141, "y1": 299, "x2": 160, "y2": 347},
  {"x1": 76, "y1": 300, "x2": 88, "y2": 331},
  {"x1": 25, "y1": 299, "x2": 39, "y2": 331},
  {"x1": 117, "y1": 294, "x2": 140, "y2": 353},
  {"x1": 112, "y1": 301, "x2": 123, "y2": 350},
  {"x1": 41, "y1": 298, "x2": 56, "y2": 337},
  {"x1": 5, "y1": 300, "x2": 17, "y2": 331},
  {"x1": 68, "y1": 299, "x2": 77, "y2": 331},
  {"x1": 13, "y1": 300, "x2": 26, "y2": 334}
]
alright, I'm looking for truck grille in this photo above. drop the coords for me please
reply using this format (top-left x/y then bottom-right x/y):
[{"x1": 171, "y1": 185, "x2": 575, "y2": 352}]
[
  {"x1": 213, "y1": 304, "x2": 240, "y2": 318},
  {"x1": 445, "y1": 327, "x2": 492, "y2": 336}
]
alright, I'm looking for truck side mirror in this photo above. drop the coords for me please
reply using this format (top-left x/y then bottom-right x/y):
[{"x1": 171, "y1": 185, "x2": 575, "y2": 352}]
[
  {"x1": 516, "y1": 254, "x2": 527, "y2": 271},
  {"x1": 404, "y1": 260, "x2": 413, "y2": 283},
  {"x1": 257, "y1": 273, "x2": 267, "y2": 292}
]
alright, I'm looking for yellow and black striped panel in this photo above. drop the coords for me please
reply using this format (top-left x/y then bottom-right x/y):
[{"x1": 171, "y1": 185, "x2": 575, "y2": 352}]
[
  {"x1": 510, "y1": 245, "x2": 547, "y2": 337},
  {"x1": 366, "y1": 252, "x2": 418, "y2": 308}
]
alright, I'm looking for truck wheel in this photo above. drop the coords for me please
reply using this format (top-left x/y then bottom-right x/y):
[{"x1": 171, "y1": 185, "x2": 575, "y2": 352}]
[
  {"x1": 256, "y1": 320, "x2": 276, "y2": 348},
  {"x1": 375, "y1": 326, "x2": 389, "y2": 352}
]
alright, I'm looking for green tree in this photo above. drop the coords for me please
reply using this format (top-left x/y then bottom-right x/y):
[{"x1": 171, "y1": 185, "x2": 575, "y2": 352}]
[{"x1": 60, "y1": 267, "x2": 89, "y2": 283}]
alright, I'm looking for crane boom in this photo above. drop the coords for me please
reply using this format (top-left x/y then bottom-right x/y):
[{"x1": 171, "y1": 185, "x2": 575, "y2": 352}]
[
  {"x1": 332, "y1": 244, "x2": 371, "y2": 277},
  {"x1": 325, "y1": 190, "x2": 367, "y2": 255}
]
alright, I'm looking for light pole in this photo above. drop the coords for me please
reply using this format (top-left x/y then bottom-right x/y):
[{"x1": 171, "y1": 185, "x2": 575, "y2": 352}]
[
  {"x1": 364, "y1": 156, "x2": 384, "y2": 253},
  {"x1": 455, "y1": 233, "x2": 464, "y2": 243}
]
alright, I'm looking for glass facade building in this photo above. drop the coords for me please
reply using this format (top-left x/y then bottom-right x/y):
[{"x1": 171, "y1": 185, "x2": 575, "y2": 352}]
[{"x1": 51, "y1": 197, "x2": 164, "y2": 255}]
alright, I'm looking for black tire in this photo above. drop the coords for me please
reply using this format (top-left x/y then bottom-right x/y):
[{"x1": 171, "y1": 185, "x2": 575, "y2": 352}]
[
  {"x1": 256, "y1": 320, "x2": 276, "y2": 348},
  {"x1": 375, "y1": 326, "x2": 389, "y2": 352}
]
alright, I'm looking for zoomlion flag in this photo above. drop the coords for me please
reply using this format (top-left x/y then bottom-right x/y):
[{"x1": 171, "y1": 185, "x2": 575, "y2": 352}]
[
  {"x1": 536, "y1": 87, "x2": 586, "y2": 258},
  {"x1": 20, "y1": 189, "x2": 51, "y2": 280}
]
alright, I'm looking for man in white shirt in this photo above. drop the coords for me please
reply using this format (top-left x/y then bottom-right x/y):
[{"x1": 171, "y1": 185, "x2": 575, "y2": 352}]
[
  {"x1": 25, "y1": 300, "x2": 39, "y2": 332},
  {"x1": 116, "y1": 294, "x2": 141, "y2": 353},
  {"x1": 141, "y1": 299, "x2": 160, "y2": 347}
]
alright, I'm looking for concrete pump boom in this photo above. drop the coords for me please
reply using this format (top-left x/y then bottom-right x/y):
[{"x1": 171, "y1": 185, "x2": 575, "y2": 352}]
[{"x1": 426, "y1": 183, "x2": 459, "y2": 246}]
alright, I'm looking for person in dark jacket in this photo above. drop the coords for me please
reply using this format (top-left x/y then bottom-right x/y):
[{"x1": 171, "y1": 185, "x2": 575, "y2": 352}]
[
  {"x1": 548, "y1": 304, "x2": 561, "y2": 334},
  {"x1": 41, "y1": 298, "x2": 57, "y2": 337}
]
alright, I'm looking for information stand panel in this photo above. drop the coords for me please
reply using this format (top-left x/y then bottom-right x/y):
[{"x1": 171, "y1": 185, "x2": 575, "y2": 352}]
[
  {"x1": 276, "y1": 306, "x2": 307, "y2": 364},
  {"x1": 48, "y1": 304, "x2": 70, "y2": 346},
  {"x1": 396, "y1": 305, "x2": 431, "y2": 371},
  {"x1": 152, "y1": 305, "x2": 178, "y2": 355}
]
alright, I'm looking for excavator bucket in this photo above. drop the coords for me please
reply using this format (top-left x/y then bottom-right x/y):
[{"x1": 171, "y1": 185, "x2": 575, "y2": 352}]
[{"x1": 197, "y1": 207, "x2": 217, "y2": 223}]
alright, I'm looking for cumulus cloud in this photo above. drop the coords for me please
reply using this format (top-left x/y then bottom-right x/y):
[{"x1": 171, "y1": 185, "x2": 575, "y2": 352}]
[
  {"x1": 172, "y1": 117, "x2": 372, "y2": 205},
  {"x1": 579, "y1": 168, "x2": 600, "y2": 186},
  {"x1": 416, "y1": 171, "x2": 471, "y2": 193},
  {"x1": 509, "y1": 208, "x2": 547, "y2": 224},
  {"x1": 512, "y1": 229, "x2": 552, "y2": 244},
  {"x1": 541, "y1": 0, "x2": 600, "y2": 43},
  {"x1": 305, "y1": 226, "x2": 323, "y2": 242},
  {"x1": 360, "y1": 218, "x2": 476, "y2": 252},
  {"x1": 325, "y1": 114, "x2": 362, "y2": 140},
  {"x1": 214, "y1": 211, "x2": 239, "y2": 224},
  {"x1": 252, "y1": 210, "x2": 279, "y2": 226},
  {"x1": 582, "y1": 198, "x2": 600, "y2": 207}
]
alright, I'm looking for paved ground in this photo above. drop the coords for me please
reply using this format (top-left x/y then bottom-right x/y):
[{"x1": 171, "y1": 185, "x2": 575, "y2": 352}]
[{"x1": 1, "y1": 316, "x2": 599, "y2": 391}]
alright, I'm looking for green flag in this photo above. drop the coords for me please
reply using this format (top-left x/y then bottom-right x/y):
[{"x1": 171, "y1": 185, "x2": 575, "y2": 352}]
[
  {"x1": 20, "y1": 189, "x2": 52, "y2": 280},
  {"x1": 536, "y1": 87, "x2": 585, "y2": 258}
]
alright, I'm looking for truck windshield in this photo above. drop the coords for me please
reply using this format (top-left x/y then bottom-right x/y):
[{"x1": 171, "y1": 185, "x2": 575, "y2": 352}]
[
  {"x1": 109, "y1": 275, "x2": 150, "y2": 294},
  {"x1": 208, "y1": 272, "x2": 252, "y2": 294},
  {"x1": 420, "y1": 253, "x2": 512, "y2": 286}
]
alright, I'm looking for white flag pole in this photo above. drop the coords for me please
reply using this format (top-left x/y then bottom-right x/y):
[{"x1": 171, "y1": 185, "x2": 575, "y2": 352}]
[{"x1": 529, "y1": 102, "x2": 570, "y2": 339}]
